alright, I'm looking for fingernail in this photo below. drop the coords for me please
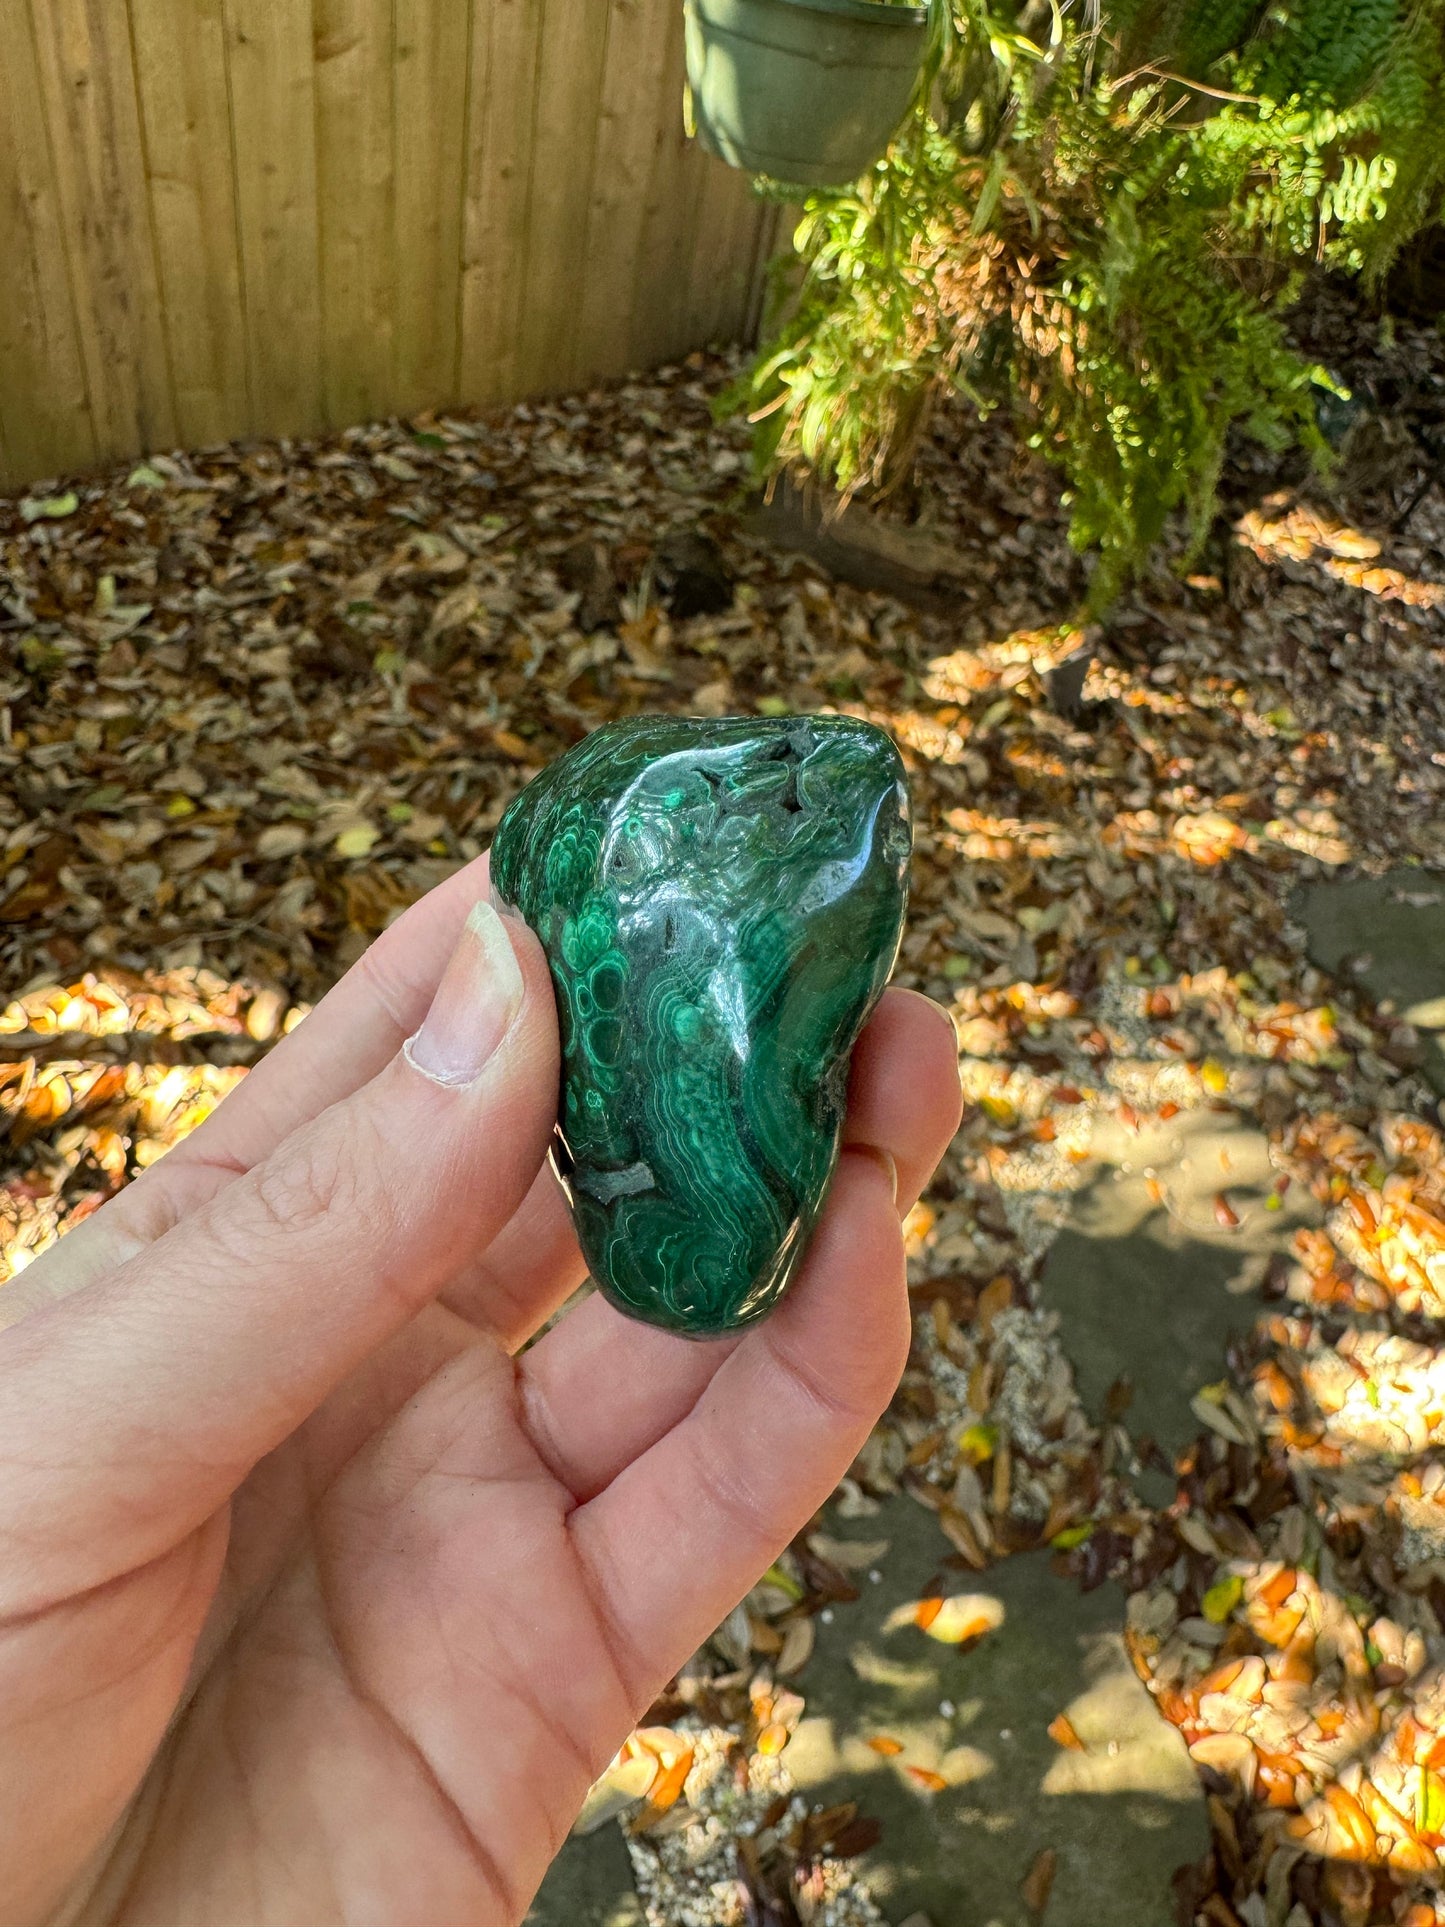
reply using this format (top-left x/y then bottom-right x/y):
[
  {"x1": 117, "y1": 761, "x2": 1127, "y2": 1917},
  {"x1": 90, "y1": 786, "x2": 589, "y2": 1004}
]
[
  {"x1": 405, "y1": 900, "x2": 525, "y2": 1087},
  {"x1": 922, "y1": 993, "x2": 962, "y2": 1092},
  {"x1": 921, "y1": 993, "x2": 959, "y2": 1047},
  {"x1": 852, "y1": 1144, "x2": 900, "y2": 1215}
]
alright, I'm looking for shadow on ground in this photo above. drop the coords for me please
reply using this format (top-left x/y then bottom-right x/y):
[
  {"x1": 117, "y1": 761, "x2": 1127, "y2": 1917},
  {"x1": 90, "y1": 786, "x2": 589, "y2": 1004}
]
[
  {"x1": 788, "y1": 1500, "x2": 1206, "y2": 1926},
  {"x1": 525, "y1": 1818, "x2": 643, "y2": 1927},
  {"x1": 1041, "y1": 1109, "x2": 1319, "y2": 1487},
  {"x1": 1294, "y1": 867, "x2": 1445, "y2": 1096}
]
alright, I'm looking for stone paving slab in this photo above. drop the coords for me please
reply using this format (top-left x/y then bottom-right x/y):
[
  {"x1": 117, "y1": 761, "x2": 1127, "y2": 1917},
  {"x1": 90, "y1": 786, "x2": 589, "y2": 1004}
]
[
  {"x1": 1041, "y1": 1110, "x2": 1317, "y2": 1471},
  {"x1": 785, "y1": 1497, "x2": 1206, "y2": 1927},
  {"x1": 526, "y1": 1821, "x2": 645, "y2": 1927},
  {"x1": 1294, "y1": 867, "x2": 1445, "y2": 1094}
]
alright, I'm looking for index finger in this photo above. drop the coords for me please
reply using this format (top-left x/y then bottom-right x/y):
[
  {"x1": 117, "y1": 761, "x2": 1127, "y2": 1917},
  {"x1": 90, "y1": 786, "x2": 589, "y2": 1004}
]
[{"x1": 2, "y1": 853, "x2": 495, "y2": 1323}]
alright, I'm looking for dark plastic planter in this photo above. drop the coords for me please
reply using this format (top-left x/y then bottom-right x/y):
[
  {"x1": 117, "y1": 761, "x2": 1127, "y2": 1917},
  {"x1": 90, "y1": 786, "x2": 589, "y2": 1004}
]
[{"x1": 685, "y1": 0, "x2": 929, "y2": 189}]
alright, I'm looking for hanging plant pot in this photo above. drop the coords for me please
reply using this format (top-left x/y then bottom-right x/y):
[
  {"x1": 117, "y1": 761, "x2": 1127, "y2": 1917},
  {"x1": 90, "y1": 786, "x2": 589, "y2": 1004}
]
[{"x1": 684, "y1": 0, "x2": 929, "y2": 189}]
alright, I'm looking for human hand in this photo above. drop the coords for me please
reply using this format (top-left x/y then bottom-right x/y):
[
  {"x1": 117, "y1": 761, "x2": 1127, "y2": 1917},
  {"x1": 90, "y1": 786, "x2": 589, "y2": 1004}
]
[{"x1": 0, "y1": 855, "x2": 962, "y2": 1927}]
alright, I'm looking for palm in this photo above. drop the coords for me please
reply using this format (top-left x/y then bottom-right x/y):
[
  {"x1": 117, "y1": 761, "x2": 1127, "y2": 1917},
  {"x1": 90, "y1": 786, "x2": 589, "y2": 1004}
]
[
  {"x1": 1, "y1": 857, "x2": 960, "y2": 1927},
  {"x1": 110, "y1": 1327, "x2": 632, "y2": 1926}
]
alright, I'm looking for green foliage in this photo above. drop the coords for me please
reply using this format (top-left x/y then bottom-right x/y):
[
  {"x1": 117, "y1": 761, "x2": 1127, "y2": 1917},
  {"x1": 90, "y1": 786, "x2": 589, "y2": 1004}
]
[{"x1": 731, "y1": 0, "x2": 1445, "y2": 606}]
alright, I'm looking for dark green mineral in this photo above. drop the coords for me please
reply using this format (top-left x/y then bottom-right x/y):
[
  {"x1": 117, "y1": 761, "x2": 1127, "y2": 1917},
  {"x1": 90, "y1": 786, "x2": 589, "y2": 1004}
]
[{"x1": 490, "y1": 713, "x2": 910, "y2": 1337}]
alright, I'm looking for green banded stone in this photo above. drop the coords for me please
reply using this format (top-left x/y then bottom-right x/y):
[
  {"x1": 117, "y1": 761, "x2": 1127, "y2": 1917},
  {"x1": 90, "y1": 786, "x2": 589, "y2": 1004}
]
[{"x1": 490, "y1": 713, "x2": 910, "y2": 1337}]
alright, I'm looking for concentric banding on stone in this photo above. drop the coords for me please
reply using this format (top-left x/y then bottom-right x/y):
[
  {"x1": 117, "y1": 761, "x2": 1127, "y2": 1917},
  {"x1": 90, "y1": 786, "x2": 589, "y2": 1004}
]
[{"x1": 491, "y1": 712, "x2": 911, "y2": 1337}]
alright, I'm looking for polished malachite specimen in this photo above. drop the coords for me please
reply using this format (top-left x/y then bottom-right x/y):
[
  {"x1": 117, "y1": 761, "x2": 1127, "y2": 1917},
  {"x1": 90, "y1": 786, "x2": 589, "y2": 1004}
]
[{"x1": 490, "y1": 712, "x2": 910, "y2": 1337}]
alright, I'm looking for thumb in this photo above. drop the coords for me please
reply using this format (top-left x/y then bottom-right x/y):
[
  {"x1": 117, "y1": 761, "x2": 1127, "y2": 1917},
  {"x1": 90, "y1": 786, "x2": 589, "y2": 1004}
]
[{"x1": 0, "y1": 900, "x2": 559, "y2": 1614}]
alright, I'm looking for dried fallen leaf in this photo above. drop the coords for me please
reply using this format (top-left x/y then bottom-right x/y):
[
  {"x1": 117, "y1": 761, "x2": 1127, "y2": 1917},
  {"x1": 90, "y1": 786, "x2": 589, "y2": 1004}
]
[
  {"x1": 1201, "y1": 1573, "x2": 1246, "y2": 1623},
  {"x1": 333, "y1": 824, "x2": 379, "y2": 860},
  {"x1": 905, "y1": 1766, "x2": 950, "y2": 1794},
  {"x1": 20, "y1": 490, "x2": 79, "y2": 523},
  {"x1": 807, "y1": 1533, "x2": 890, "y2": 1572},
  {"x1": 912, "y1": 1596, "x2": 943, "y2": 1633},
  {"x1": 1020, "y1": 1846, "x2": 1057, "y2": 1915},
  {"x1": 1418, "y1": 1769, "x2": 1445, "y2": 1838},
  {"x1": 1214, "y1": 1191, "x2": 1241, "y2": 1230},
  {"x1": 776, "y1": 1616, "x2": 815, "y2": 1676},
  {"x1": 634, "y1": 1728, "x2": 693, "y2": 1812},
  {"x1": 606, "y1": 1754, "x2": 659, "y2": 1802},
  {"x1": 491, "y1": 726, "x2": 539, "y2": 763},
  {"x1": 910, "y1": 1593, "x2": 1006, "y2": 1645},
  {"x1": 955, "y1": 1420, "x2": 999, "y2": 1464},
  {"x1": 1189, "y1": 1733, "x2": 1257, "y2": 1794},
  {"x1": 938, "y1": 1501, "x2": 989, "y2": 1568},
  {"x1": 826, "y1": 1814, "x2": 883, "y2": 1858},
  {"x1": 255, "y1": 823, "x2": 310, "y2": 861},
  {"x1": 1190, "y1": 1392, "x2": 1252, "y2": 1447}
]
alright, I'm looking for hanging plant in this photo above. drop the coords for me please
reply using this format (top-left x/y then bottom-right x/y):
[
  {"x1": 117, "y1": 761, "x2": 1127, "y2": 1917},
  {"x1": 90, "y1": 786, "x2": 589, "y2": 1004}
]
[{"x1": 726, "y1": 0, "x2": 1445, "y2": 607}]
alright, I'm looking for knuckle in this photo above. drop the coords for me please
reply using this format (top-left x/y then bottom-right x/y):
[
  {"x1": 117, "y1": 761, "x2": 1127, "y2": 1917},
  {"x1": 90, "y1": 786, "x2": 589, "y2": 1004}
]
[
  {"x1": 688, "y1": 1431, "x2": 771, "y2": 1552},
  {"x1": 244, "y1": 1113, "x2": 379, "y2": 1247}
]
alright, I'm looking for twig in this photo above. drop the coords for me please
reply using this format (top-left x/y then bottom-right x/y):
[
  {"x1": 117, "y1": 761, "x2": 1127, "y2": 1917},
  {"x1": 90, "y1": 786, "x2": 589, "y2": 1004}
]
[
  {"x1": 1392, "y1": 463, "x2": 1443, "y2": 533},
  {"x1": 1111, "y1": 63, "x2": 1262, "y2": 105}
]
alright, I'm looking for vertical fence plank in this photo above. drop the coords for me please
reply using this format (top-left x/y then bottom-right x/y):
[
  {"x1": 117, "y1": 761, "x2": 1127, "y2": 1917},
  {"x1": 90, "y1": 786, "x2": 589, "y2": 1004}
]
[
  {"x1": 26, "y1": 0, "x2": 176, "y2": 466},
  {"x1": 393, "y1": 0, "x2": 469, "y2": 416},
  {"x1": 574, "y1": 0, "x2": 675, "y2": 385},
  {"x1": 513, "y1": 0, "x2": 613, "y2": 397},
  {"x1": 626, "y1": 3, "x2": 710, "y2": 373},
  {"x1": 0, "y1": 0, "x2": 95, "y2": 486},
  {"x1": 129, "y1": 0, "x2": 250, "y2": 450},
  {"x1": 683, "y1": 160, "x2": 758, "y2": 353},
  {"x1": 728, "y1": 186, "x2": 777, "y2": 342},
  {"x1": 723, "y1": 192, "x2": 775, "y2": 346},
  {"x1": 681, "y1": 159, "x2": 732, "y2": 353},
  {"x1": 630, "y1": 158, "x2": 711, "y2": 368},
  {"x1": 458, "y1": 0, "x2": 547, "y2": 408},
  {"x1": 223, "y1": 0, "x2": 322, "y2": 439},
  {"x1": 744, "y1": 198, "x2": 786, "y2": 344},
  {"x1": 314, "y1": 0, "x2": 396, "y2": 429}
]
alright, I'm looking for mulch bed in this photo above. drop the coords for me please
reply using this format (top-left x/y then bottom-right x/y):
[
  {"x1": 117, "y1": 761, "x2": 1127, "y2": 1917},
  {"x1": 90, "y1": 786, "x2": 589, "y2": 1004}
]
[{"x1": 3, "y1": 275, "x2": 1445, "y2": 1926}]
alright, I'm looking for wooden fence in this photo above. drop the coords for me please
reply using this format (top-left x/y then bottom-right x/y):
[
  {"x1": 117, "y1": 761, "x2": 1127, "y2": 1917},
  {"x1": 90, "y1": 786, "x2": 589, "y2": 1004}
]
[{"x1": 0, "y1": 0, "x2": 780, "y2": 491}]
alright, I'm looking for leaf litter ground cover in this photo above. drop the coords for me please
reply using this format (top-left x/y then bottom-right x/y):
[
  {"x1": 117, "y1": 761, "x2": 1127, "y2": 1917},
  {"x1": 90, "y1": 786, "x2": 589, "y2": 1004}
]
[{"x1": 2, "y1": 278, "x2": 1444, "y2": 1925}]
